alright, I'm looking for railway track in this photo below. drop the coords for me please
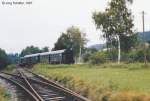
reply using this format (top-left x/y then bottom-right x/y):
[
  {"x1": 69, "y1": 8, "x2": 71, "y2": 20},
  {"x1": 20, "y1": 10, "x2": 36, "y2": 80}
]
[{"x1": 0, "y1": 68, "x2": 90, "y2": 101}]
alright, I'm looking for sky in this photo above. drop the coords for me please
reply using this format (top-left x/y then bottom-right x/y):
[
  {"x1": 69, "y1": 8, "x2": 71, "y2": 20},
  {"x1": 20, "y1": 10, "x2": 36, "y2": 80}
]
[{"x1": 0, "y1": 0, "x2": 150, "y2": 53}]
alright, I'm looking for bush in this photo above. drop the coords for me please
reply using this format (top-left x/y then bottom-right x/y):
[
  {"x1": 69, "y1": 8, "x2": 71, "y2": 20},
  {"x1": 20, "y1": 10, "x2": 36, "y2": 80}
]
[
  {"x1": 128, "y1": 49, "x2": 150, "y2": 63},
  {"x1": 83, "y1": 48, "x2": 98, "y2": 62},
  {"x1": 89, "y1": 51, "x2": 108, "y2": 64},
  {"x1": 85, "y1": 47, "x2": 150, "y2": 63},
  {"x1": 83, "y1": 53, "x2": 91, "y2": 62},
  {"x1": 103, "y1": 48, "x2": 150, "y2": 63},
  {"x1": 106, "y1": 49, "x2": 129, "y2": 62},
  {"x1": 107, "y1": 49, "x2": 118, "y2": 62},
  {"x1": 6, "y1": 64, "x2": 16, "y2": 71},
  {"x1": 0, "y1": 87, "x2": 10, "y2": 101}
]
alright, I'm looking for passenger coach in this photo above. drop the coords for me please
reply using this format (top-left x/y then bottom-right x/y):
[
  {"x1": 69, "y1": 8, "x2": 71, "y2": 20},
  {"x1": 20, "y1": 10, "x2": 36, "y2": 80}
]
[{"x1": 20, "y1": 49, "x2": 74, "y2": 66}]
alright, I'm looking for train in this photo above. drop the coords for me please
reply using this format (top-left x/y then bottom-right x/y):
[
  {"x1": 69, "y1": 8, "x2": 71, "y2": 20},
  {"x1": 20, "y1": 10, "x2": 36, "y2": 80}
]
[{"x1": 20, "y1": 49, "x2": 74, "y2": 66}]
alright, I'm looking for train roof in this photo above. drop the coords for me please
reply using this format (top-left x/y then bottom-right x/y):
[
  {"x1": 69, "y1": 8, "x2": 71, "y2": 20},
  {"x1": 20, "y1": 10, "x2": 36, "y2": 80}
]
[
  {"x1": 40, "y1": 49, "x2": 66, "y2": 56},
  {"x1": 23, "y1": 53, "x2": 41, "y2": 58},
  {"x1": 21, "y1": 49, "x2": 66, "y2": 58}
]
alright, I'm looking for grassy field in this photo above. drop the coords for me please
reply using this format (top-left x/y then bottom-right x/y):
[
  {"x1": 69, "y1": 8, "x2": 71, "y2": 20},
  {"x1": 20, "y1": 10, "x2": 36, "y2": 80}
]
[{"x1": 32, "y1": 63, "x2": 150, "y2": 101}]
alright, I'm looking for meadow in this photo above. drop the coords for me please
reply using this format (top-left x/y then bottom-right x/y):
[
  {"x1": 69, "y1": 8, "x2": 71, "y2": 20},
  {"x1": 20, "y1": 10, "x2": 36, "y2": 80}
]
[{"x1": 32, "y1": 63, "x2": 150, "y2": 101}]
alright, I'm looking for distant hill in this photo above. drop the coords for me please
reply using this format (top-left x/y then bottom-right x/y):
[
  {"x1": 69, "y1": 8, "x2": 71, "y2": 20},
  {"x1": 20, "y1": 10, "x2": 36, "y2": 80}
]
[
  {"x1": 88, "y1": 44, "x2": 106, "y2": 50},
  {"x1": 88, "y1": 32, "x2": 150, "y2": 51},
  {"x1": 138, "y1": 31, "x2": 150, "y2": 43}
]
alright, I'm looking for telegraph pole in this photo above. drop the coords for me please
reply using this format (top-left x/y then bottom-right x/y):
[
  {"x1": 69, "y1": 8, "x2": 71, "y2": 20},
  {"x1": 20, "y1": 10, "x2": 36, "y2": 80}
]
[{"x1": 142, "y1": 11, "x2": 147, "y2": 66}]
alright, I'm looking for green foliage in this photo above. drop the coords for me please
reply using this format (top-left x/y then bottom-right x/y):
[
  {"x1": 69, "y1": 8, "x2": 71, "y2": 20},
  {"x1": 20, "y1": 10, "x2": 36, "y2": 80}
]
[
  {"x1": 107, "y1": 49, "x2": 132, "y2": 62},
  {"x1": 107, "y1": 49, "x2": 118, "y2": 61},
  {"x1": 4, "y1": 91, "x2": 11, "y2": 99},
  {"x1": 85, "y1": 47, "x2": 150, "y2": 63},
  {"x1": 83, "y1": 53, "x2": 91, "y2": 62},
  {"x1": 41, "y1": 47, "x2": 49, "y2": 52},
  {"x1": 83, "y1": 48, "x2": 98, "y2": 62},
  {"x1": 20, "y1": 46, "x2": 41, "y2": 57},
  {"x1": 67, "y1": 26, "x2": 88, "y2": 58},
  {"x1": 93, "y1": 0, "x2": 136, "y2": 52},
  {"x1": 6, "y1": 64, "x2": 16, "y2": 71},
  {"x1": 120, "y1": 34, "x2": 138, "y2": 52},
  {"x1": 89, "y1": 48, "x2": 149, "y2": 63},
  {"x1": 85, "y1": 49, "x2": 119, "y2": 64},
  {"x1": 128, "y1": 48, "x2": 150, "y2": 63},
  {"x1": 93, "y1": 0, "x2": 133, "y2": 39},
  {"x1": 20, "y1": 45, "x2": 49, "y2": 57},
  {"x1": 0, "y1": 86, "x2": 10, "y2": 101},
  {"x1": 0, "y1": 48, "x2": 9, "y2": 69},
  {"x1": 53, "y1": 33, "x2": 72, "y2": 50},
  {"x1": 89, "y1": 51, "x2": 108, "y2": 64},
  {"x1": 53, "y1": 26, "x2": 88, "y2": 60},
  {"x1": 7, "y1": 53, "x2": 19, "y2": 64},
  {"x1": 84, "y1": 49, "x2": 118, "y2": 64},
  {"x1": 111, "y1": 34, "x2": 138, "y2": 52}
]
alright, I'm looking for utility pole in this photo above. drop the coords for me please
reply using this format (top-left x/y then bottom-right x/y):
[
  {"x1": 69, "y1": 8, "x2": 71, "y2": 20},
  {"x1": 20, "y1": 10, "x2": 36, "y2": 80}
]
[{"x1": 142, "y1": 11, "x2": 147, "y2": 66}]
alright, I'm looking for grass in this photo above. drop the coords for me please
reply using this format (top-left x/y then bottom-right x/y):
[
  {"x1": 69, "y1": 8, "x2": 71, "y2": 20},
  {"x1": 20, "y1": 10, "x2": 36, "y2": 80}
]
[
  {"x1": 32, "y1": 63, "x2": 150, "y2": 101},
  {"x1": 0, "y1": 86, "x2": 10, "y2": 101},
  {"x1": 5, "y1": 64, "x2": 17, "y2": 72}
]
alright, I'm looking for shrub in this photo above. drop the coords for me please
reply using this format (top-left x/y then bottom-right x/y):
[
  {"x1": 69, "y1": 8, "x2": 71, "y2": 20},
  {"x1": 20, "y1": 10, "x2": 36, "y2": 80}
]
[
  {"x1": 106, "y1": 49, "x2": 130, "y2": 62},
  {"x1": 128, "y1": 49, "x2": 150, "y2": 63},
  {"x1": 0, "y1": 87, "x2": 10, "y2": 101},
  {"x1": 106, "y1": 48, "x2": 150, "y2": 63},
  {"x1": 83, "y1": 53, "x2": 91, "y2": 62},
  {"x1": 107, "y1": 49, "x2": 118, "y2": 62},
  {"x1": 83, "y1": 48, "x2": 98, "y2": 62},
  {"x1": 89, "y1": 51, "x2": 108, "y2": 64},
  {"x1": 6, "y1": 64, "x2": 16, "y2": 71}
]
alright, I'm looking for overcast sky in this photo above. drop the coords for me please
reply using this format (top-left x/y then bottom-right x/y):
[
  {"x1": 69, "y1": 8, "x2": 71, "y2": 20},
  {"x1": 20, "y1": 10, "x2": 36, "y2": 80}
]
[{"x1": 0, "y1": 0, "x2": 150, "y2": 53}]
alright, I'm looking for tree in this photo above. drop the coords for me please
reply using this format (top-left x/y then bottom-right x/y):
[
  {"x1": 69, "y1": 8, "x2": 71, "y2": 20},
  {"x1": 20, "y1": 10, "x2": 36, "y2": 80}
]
[
  {"x1": 20, "y1": 46, "x2": 50, "y2": 57},
  {"x1": 83, "y1": 48, "x2": 98, "y2": 62},
  {"x1": 20, "y1": 46, "x2": 41, "y2": 57},
  {"x1": 53, "y1": 26, "x2": 88, "y2": 63},
  {"x1": 53, "y1": 33, "x2": 72, "y2": 51},
  {"x1": 67, "y1": 26, "x2": 88, "y2": 63},
  {"x1": 0, "y1": 48, "x2": 8, "y2": 69},
  {"x1": 41, "y1": 47, "x2": 49, "y2": 52},
  {"x1": 120, "y1": 34, "x2": 137, "y2": 52},
  {"x1": 7, "y1": 53, "x2": 19, "y2": 64},
  {"x1": 93, "y1": 0, "x2": 134, "y2": 64}
]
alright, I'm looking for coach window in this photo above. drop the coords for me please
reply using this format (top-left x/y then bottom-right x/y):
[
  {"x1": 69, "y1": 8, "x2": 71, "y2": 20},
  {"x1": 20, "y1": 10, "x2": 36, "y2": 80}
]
[
  {"x1": 53, "y1": 54, "x2": 55, "y2": 60},
  {"x1": 51, "y1": 54, "x2": 54, "y2": 61},
  {"x1": 55, "y1": 54, "x2": 57, "y2": 61},
  {"x1": 59, "y1": 54, "x2": 61, "y2": 60}
]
